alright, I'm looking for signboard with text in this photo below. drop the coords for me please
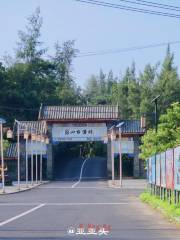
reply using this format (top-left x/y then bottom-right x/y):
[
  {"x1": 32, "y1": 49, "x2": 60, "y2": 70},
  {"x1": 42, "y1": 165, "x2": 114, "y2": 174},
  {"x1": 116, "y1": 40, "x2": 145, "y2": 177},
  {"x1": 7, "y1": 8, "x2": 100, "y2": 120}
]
[
  {"x1": 174, "y1": 146, "x2": 180, "y2": 191},
  {"x1": 166, "y1": 149, "x2": 174, "y2": 190},
  {"x1": 26, "y1": 141, "x2": 47, "y2": 155},
  {"x1": 52, "y1": 123, "x2": 107, "y2": 142},
  {"x1": 160, "y1": 152, "x2": 166, "y2": 188},
  {"x1": 156, "y1": 154, "x2": 161, "y2": 186},
  {"x1": 114, "y1": 140, "x2": 134, "y2": 154}
]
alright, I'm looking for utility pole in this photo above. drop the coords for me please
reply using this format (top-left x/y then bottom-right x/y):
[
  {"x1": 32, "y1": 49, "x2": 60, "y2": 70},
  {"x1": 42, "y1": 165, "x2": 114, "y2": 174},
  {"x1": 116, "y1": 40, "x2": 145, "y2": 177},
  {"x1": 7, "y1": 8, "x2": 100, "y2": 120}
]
[
  {"x1": 151, "y1": 95, "x2": 160, "y2": 133},
  {"x1": 151, "y1": 95, "x2": 160, "y2": 194}
]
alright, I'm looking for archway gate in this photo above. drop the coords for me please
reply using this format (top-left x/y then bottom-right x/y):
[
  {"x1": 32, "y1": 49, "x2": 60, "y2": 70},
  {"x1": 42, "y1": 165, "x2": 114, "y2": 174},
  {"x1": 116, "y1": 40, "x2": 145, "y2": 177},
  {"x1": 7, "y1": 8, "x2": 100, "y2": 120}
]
[{"x1": 38, "y1": 105, "x2": 145, "y2": 180}]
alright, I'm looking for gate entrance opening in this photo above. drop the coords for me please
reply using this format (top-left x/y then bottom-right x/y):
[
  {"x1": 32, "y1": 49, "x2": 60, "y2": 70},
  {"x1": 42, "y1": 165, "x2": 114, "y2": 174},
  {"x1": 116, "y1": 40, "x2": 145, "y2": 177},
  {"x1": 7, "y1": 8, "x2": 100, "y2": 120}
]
[{"x1": 53, "y1": 141, "x2": 107, "y2": 180}]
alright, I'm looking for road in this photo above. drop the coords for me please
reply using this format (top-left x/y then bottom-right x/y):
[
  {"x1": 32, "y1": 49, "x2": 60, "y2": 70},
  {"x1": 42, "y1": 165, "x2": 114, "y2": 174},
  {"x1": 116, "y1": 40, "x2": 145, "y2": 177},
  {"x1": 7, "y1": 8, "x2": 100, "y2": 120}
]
[
  {"x1": 0, "y1": 180, "x2": 179, "y2": 239},
  {"x1": 54, "y1": 157, "x2": 107, "y2": 180}
]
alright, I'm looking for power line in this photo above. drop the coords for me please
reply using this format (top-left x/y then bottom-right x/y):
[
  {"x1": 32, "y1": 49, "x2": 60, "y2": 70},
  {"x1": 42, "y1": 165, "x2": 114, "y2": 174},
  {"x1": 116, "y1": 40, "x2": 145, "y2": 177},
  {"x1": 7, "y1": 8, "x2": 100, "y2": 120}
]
[
  {"x1": 135, "y1": 0, "x2": 180, "y2": 11},
  {"x1": 74, "y1": 0, "x2": 180, "y2": 18},
  {"x1": 77, "y1": 40, "x2": 180, "y2": 57},
  {"x1": 118, "y1": 0, "x2": 180, "y2": 12}
]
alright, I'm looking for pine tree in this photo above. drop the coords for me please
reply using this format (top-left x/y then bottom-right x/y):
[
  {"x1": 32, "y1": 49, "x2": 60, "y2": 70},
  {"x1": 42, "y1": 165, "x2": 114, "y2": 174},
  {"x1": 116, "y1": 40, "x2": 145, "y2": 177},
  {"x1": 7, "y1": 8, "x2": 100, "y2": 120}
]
[
  {"x1": 139, "y1": 64, "x2": 157, "y2": 126},
  {"x1": 16, "y1": 7, "x2": 46, "y2": 63},
  {"x1": 155, "y1": 46, "x2": 180, "y2": 115}
]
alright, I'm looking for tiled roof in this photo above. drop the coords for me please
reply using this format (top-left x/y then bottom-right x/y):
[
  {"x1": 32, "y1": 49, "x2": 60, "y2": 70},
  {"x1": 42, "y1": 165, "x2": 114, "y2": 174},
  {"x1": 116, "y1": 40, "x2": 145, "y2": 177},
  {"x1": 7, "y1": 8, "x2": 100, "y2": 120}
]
[
  {"x1": 17, "y1": 121, "x2": 47, "y2": 134},
  {"x1": 5, "y1": 143, "x2": 17, "y2": 159},
  {"x1": 120, "y1": 120, "x2": 145, "y2": 134},
  {"x1": 38, "y1": 105, "x2": 119, "y2": 121},
  {"x1": 108, "y1": 120, "x2": 145, "y2": 134}
]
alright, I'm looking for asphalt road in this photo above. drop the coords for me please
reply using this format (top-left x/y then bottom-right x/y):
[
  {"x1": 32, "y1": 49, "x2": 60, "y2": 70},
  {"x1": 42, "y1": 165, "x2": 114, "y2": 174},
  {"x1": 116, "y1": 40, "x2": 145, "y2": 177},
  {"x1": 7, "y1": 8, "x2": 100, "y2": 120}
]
[
  {"x1": 0, "y1": 180, "x2": 179, "y2": 240},
  {"x1": 54, "y1": 157, "x2": 107, "y2": 180}
]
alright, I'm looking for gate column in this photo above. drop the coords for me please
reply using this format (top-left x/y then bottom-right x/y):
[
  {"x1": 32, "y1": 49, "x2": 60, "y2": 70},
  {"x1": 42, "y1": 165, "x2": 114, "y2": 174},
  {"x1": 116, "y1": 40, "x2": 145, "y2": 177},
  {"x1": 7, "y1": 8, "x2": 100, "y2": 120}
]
[
  {"x1": 133, "y1": 136, "x2": 140, "y2": 178},
  {"x1": 46, "y1": 125, "x2": 53, "y2": 180},
  {"x1": 107, "y1": 139, "x2": 112, "y2": 178}
]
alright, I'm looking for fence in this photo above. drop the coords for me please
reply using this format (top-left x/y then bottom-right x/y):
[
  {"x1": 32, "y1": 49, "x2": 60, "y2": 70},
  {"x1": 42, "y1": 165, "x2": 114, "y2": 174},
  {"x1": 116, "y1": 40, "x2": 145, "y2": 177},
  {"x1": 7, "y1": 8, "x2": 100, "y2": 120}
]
[{"x1": 147, "y1": 145, "x2": 180, "y2": 204}]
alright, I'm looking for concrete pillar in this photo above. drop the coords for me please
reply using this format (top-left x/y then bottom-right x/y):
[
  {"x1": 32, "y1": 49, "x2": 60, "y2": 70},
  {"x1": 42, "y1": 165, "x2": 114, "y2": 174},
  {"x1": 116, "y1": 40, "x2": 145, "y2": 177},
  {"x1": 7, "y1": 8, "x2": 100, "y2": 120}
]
[
  {"x1": 107, "y1": 140, "x2": 112, "y2": 178},
  {"x1": 46, "y1": 125, "x2": 53, "y2": 180},
  {"x1": 133, "y1": 136, "x2": 140, "y2": 178}
]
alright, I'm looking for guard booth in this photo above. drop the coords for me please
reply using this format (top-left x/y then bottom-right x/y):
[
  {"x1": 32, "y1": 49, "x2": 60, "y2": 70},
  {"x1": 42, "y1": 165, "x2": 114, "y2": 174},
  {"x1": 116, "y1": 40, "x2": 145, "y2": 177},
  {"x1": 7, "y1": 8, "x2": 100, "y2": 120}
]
[{"x1": 38, "y1": 105, "x2": 145, "y2": 180}]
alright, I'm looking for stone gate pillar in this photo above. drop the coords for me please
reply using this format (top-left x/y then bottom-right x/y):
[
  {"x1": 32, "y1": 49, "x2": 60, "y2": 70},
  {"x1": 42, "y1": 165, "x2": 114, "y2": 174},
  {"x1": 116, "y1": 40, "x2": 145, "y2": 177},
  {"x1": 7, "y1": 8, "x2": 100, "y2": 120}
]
[
  {"x1": 46, "y1": 125, "x2": 53, "y2": 180},
  {"x1": 107, "y1": 139, "x2": 112, "y2": 178},
  {"x1": 133, "y1": 136, "x2": 140, "y2": 178}
]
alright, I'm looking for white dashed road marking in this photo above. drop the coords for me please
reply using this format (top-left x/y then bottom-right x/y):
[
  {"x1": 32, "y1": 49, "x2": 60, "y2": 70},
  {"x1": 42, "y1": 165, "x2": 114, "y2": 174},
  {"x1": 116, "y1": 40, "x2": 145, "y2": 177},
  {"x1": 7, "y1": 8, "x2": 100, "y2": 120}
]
[{"x1": 0, "y1": 203, "x2": 45, "y2": 227}]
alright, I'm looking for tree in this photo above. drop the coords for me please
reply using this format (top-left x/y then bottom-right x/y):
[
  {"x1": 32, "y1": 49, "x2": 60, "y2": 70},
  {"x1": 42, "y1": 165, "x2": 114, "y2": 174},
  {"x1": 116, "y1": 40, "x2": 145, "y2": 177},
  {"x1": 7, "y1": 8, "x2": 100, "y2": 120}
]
[
  {"x1": 53, "y1": 40, "x2": 81, "y2": 105},
  {"x1": 127, "y1": 62, "x2": 141, "y2": 118},
  {"x1": 140, "y1": 102, "x2": 180, "y2": 159},
  {"x1": 16, "y1": 7, "x2": 46, "y2": 63},
  {"x1": 155, "y1": 46, "x2": 180, "y2": 115},
  {"x1": 139, "y1": 64, "x2": 157, "y2": 127}
]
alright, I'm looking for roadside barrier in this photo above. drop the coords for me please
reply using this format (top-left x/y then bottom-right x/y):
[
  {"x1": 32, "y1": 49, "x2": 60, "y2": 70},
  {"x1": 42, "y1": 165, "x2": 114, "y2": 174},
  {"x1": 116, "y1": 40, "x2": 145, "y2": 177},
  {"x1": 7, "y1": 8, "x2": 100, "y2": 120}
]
[{"x1": 147, "y1": 145, "x2": 180, "y2": 204}]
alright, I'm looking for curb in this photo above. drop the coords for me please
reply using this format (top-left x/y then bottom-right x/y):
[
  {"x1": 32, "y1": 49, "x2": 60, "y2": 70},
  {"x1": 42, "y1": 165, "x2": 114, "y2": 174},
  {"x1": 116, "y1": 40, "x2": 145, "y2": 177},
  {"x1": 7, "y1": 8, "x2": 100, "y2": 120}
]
[{"x1": 0, "y1": 181, "x2": 49, "y2": 195}]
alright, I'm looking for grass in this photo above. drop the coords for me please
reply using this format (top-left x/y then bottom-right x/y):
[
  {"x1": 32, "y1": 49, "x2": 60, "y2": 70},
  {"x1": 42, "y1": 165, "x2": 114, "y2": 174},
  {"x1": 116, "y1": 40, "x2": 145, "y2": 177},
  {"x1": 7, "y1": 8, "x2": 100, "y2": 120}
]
[{"x1": 140, "y1": 191, "x2": 180, "y2": 223}]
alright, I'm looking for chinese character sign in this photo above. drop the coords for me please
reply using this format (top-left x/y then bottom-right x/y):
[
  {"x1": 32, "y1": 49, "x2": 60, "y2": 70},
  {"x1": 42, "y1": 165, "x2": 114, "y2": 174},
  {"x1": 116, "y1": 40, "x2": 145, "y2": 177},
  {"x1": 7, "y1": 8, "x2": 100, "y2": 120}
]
[
  {"x1": 174, "y1": 146, "x2": 180, "y2": 191},
  {"x1": 156, "y1": 154, "x2": 161, "y2": 186},
  {"x1": 67, "y1": 224, "x2": 111, "y2": 236},
  {"x1": 160, "y1": 152, "x2": 166, "y2": 188},
  {"x1": 52, "y1": 123, "x2": 107, "y2": 142},
  {"x1": 166, "y1": 149, "x2": 174, "y2": 190}
]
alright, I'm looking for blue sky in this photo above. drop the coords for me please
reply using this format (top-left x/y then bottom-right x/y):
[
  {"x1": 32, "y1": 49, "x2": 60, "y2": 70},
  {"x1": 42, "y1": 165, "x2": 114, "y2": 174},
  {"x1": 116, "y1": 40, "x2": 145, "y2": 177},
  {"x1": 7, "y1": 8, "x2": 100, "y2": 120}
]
[{"x1": 0, "y1": 0, "x2": 180, "y2": 87}]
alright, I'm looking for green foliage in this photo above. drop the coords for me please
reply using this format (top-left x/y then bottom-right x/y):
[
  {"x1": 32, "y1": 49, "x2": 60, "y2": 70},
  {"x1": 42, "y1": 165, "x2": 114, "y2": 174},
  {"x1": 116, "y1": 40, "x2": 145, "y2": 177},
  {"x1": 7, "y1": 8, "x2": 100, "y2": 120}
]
[
  {"x1": 140, "y1": 192, "x2": 180, "y2": 222},
  {"x1": 155, "y1": 46, "x2": 180, "y2": 115},
  {"x1": 16, "y1": 7, "x2": 46, "y2": 63},
  {"x1": 140, "y1": 102, "x2": 180, "y2": 159},
  {"x1": 85, "y1": 70, "x2": 116, "y2": 105}
]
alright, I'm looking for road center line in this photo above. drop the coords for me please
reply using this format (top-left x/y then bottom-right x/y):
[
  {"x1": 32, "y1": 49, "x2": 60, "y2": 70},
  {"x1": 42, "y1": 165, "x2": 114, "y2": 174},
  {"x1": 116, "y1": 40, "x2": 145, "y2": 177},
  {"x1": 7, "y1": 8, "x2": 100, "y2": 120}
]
[
  {"x1": 72, "y1": 158, "x2": 89, "y2": 188},
  {"x1": 0, "y1": 203, "x2": 45, "y2": 227}
]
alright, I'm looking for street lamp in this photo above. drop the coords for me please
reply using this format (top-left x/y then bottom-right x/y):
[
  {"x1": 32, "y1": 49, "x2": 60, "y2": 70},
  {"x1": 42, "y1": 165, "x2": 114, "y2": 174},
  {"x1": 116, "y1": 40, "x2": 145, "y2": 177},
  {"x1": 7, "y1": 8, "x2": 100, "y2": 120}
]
[
  {"x1": 7, "y1": 129, "x2": 13, "y2": 139},
  {"x1": 151, "y1": 95, "x2": 160, "y2": 194},
  {"x1": 40, "y1": 135, "x2": 44, "y2": 183},
  {"x1": 24, "y1": 130, "x2": 29, "y2": 187},
  {"x1": 31, "y1": 132, "x2": 36, "y2": 186},
  {"x1": 45, "y1": 137, "x2": 49, "y2": 144},
  {"x1": 116, "y1": 122, "x2": 124, "y2": 188},
  {"x1": 15, "y1": 120, "x2": 21, "y2": 191},
  {"x1": 35, "y1": 132, "x2": 38, "y2": 184},
  {"x1": 151, "y1": 95, "x2": 160, "y2": 133},
  {"x1": 0, "y1": 118, "x2": 6, "y2": 193},
  {"x1": 109, "y1": 125, "x2": 116, "y2": 184}
]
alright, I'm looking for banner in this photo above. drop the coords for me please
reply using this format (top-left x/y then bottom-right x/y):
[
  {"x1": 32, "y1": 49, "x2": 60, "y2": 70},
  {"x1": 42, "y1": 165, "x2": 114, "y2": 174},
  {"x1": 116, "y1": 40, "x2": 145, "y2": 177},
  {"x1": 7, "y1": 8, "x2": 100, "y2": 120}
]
[
  {"x1": 52, "y1": 123, "x2": 107, "y2": 142},
  {"x1": 27, "y1": 141, "x2": 47, "y2": 155},
  {"x1": 156, "y1": 154, "x2": 161, "y2": 186},
  {"x1": 174, "y1": 146, "x2": 180, "y2": 191},
  {"x1": 160, "y1": 152, "x2": 166, "y2": 188},
  {"x1": 151, "y1": 155, "x2": 156, "y2": 184},
  {"x1": 114, "y1": 140, "x2": 134, "y2": 154},
  {"x1": 166, "y1": 149, "x2": 174, "y2": 190}
]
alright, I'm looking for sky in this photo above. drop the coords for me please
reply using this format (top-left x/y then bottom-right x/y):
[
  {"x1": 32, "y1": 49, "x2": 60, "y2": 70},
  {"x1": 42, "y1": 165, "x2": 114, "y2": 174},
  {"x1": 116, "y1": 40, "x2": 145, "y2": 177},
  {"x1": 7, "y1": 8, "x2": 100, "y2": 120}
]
[{"x1": 0, "y1": 0, "x2": 180, "y2": 88}]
